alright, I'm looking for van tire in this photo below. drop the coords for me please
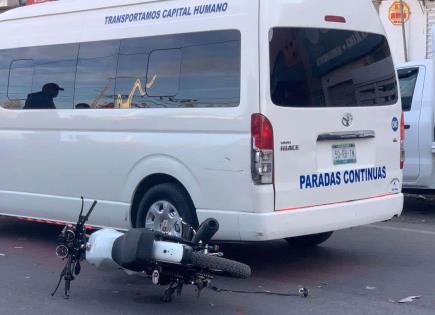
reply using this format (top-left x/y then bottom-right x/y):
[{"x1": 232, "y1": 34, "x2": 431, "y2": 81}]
[
  {"x1": 135, "y1": 183, "x2": 197, "y2": 234},
  {"x1": 285, "y1": 232, "x2": 333, "y2": 248}
]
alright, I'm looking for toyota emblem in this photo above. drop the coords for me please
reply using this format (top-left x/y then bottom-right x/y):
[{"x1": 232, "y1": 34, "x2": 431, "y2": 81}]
[{"x1": 342, "y1": 113, "x2": 353, "y2": 127}]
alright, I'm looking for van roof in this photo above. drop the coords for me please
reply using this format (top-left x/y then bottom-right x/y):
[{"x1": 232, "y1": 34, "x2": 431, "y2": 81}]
[{"x1": 0, "y1": 0, "x2": 159, "y2": 21}]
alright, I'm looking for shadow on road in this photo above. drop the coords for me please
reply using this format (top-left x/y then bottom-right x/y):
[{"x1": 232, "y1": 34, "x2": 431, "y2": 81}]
[
  {"x1": 0, "y1": 217, "x2": 61, "y2": 244},
  {"x1": 399, "y1": 195, "x2": 435, "y2": 225},
  {"x1": 218, "y1": 240, "x2": 366, "y2": 285},
  {"x1": 404, "y1": 195, "x2": 435, "y2": 213}
]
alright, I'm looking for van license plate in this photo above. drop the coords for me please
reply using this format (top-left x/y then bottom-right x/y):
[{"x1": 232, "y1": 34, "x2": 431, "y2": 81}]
[{"x1": 332, "y1": 144, "x2": 356, "y2": 165}]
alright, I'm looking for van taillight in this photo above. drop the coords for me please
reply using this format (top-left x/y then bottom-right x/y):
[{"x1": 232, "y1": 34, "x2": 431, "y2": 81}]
[
  {"x1": 251, "y1": 114, "x2": 274, "y2": 185},
  {"x1": 400, "y1": 112, "x2": 405, "y2": 169}
]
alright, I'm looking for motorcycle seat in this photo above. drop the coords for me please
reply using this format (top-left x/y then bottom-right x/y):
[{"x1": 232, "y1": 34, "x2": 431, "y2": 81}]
[{"x1": 111, "y1": 228, "x2": 155, "y2": 272}]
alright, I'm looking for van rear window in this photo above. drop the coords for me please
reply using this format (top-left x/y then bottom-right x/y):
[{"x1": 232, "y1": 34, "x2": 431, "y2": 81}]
[{"x1": 269, "y1": 28, "x2": 397, "y2": 108}]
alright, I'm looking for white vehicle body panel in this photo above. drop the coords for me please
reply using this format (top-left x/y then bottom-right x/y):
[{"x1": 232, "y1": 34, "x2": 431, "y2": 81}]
[
  {"x1": 0, "y1": 0, "x2": 403, "y2": 241},
  {"x1": 398, "y1": 59, "x2": 435, "y2": 190}
]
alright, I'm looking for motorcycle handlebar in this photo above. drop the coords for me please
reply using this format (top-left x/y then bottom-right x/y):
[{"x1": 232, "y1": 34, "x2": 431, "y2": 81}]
[{"x1": 85, "y1": 200, "x2": 98, "y2": 219}]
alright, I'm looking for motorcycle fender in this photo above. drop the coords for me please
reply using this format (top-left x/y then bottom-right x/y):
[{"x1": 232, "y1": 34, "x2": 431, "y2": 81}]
[
  {"x1": 152, "y1": 241, "x2": 186, "y2": 264},
  {"x1": 86, "y1": 229, "x2": 123, "y2": 271}
]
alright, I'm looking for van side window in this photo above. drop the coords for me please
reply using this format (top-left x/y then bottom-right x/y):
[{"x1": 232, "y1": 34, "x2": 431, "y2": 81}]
[
  {"x1": 178, "y1": 40, "x2": 241, "y2": 107},
  {"x1": 0, "y1": 30, "x2": 241, "y2": 110},
  {"x1": 32, "y1": 44, "x2": 79, "y2": 109},
  {"x1": 2, "y1": 44, "x2": 78, "y2": 109},
  {"x1": 75, "y1": 40, "x2": 120, "y2": 109},
  {"x1": 8, "y1": 59, "x2": 34, "y2": 102},
  {"x1": 398, "y1": 68, "x2": 419, "y2": 112},
  {"x1": 115, "y1": 30, "x2": 241, "y2": 108},
  {"x1": 147, "y1": 49, "x2": 182, "y2": 98},
  {"x1": 115, "y1": 39, "x2": 149, "y2": 108},
  {"x1": 0, "y1": 53, "x2": 9, "y2": 108}
]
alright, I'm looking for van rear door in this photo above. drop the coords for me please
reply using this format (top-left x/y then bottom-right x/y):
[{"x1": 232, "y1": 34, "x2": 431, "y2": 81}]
[{"x1": 259, "y1": 2, "x2": 402, "y2": 211}]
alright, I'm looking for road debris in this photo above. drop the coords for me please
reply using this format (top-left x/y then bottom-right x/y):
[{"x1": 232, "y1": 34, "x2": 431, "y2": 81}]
[
  {"x1": 0, "y1": 253, "x2": 5, "y2": 256},
  {"x1": 14, "y1": 246, "x2": 23, "y2": 249},
  {"x1": 365, "y1": 286, "x2": 376, "y2": 290},
  {"x1": 396, "y1": 296, "x2": 421, "y2": 303}
]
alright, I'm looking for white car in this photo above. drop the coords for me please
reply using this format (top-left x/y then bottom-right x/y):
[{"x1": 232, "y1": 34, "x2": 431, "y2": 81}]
[{"x1": 398, "y1": 59, "x2": 435, "y2": 193}]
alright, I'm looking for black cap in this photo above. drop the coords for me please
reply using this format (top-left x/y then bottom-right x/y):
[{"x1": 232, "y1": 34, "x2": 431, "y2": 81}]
[{"x1": 42, "y1": 83, "x2": 64, "y2": 92}]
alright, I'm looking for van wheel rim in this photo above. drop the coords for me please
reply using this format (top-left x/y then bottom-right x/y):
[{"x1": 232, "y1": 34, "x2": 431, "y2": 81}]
[{"x1": 145, "y1": 201, "x2": 182, "y2": 237}]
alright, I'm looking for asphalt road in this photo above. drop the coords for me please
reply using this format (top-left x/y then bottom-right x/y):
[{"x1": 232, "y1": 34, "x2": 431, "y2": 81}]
[{"x1": 1, "y1": 197, "x2": 435, "y2": 315}]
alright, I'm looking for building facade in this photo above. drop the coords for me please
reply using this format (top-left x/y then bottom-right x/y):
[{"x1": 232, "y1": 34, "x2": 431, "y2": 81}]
[
  {"x1": 0, "y1": 0, "x2": 49, "y2": 12},
  {"x1": 0, "y1": 0, "x2": 20, "y2": 12},
  {"x1": 376, "y1": 0, "x2": 435, "y2": 64}
]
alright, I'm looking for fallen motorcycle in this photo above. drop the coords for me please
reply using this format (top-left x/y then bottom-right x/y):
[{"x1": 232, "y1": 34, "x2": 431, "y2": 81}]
[{"x1": 51, "y1": 197, "x2": 251, "y2": 302}]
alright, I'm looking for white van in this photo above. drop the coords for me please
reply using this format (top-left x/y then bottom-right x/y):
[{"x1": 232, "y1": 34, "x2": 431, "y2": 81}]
[
  {"x1": 0, "y1": 0, "x2": 403, "y2": 246},
  {"x1": 398, "y1": 59, "x2": 435, "y2": 192}
]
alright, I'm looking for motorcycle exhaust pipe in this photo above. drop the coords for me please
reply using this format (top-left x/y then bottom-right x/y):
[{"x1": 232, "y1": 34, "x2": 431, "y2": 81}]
[{"x1": 191, "y1": 218, "x2": 219, "y2": 245}]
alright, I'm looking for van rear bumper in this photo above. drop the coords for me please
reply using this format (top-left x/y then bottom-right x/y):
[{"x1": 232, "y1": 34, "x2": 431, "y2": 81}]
[{"x1": 198, "y1": 193, "x2": 404, "y2": 241}]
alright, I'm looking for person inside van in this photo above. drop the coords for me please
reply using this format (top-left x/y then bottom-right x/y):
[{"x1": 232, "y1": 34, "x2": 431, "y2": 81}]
[
  {"x1": 75, "y1": 103, "x2": 91, "y2": 109},
  {"x1": 23, "y1": 83, "x2": 64, "y2": 109}
]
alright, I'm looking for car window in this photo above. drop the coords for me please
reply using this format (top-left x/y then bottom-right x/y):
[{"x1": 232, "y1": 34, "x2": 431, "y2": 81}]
[{"x1": 398, "y1": 67, "x2": 419, "y2": 112}]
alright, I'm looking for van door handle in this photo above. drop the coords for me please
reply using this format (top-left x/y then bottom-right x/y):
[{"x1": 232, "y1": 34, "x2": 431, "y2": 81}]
[
  {"x1": 317, "y1": 130, "x2": 375, "y2": 142},
  {"x1": 404, "y1": 124, "x2": 411, "y2": 130}
]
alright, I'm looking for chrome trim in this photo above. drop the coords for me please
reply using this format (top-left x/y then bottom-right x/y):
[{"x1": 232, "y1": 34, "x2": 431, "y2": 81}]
[{"x1": 317, "y1": 130, "x2": 375, "y2": 142}]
